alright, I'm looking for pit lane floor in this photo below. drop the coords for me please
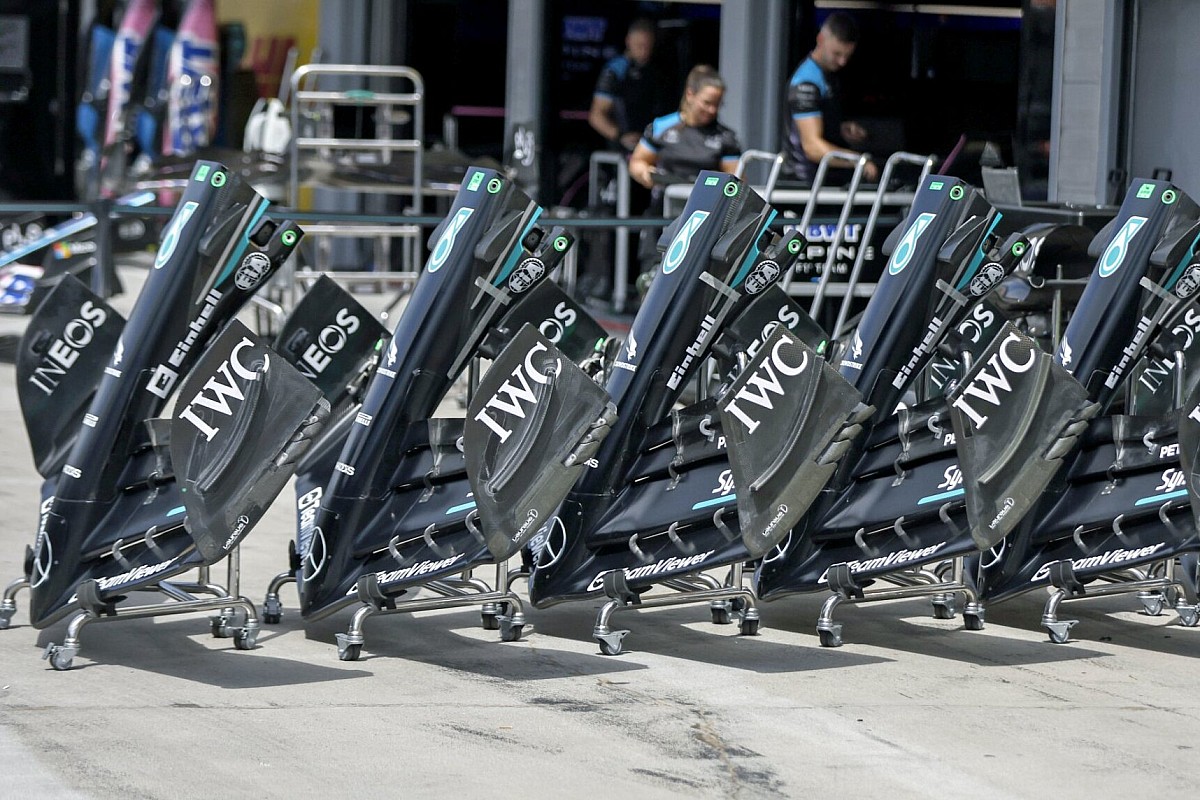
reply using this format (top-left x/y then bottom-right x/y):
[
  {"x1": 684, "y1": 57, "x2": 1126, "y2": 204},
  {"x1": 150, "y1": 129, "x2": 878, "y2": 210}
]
[{"x1": 0, "y1": 263, "x2": 1198, "y2": 800}]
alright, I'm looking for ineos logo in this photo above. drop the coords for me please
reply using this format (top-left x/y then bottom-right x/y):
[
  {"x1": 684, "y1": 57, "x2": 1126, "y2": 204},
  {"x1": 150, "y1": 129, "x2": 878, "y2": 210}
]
[{"x1": 537, "y1": 301, "x2": 577, "y2": 344}]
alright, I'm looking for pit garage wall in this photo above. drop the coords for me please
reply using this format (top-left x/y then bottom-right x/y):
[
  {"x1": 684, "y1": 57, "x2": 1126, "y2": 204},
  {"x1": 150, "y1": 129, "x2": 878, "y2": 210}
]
[
  {"x1": 1051, "y1": 0, "x2": 1200, "y2": 205},
  {"x1": 1125, "y1": 0, "x2": 1200, "y2": 195}
]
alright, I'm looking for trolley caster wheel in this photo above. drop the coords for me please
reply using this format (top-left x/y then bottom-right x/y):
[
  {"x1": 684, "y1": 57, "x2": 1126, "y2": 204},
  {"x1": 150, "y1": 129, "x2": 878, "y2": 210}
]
[
  {"x1": 739, "y1": 617, "x2": 760, "y2": 636},
  {"x1": 931, "y1": 597, "x2": 957, "y2": 620},
  {"x1": 595, "y1": 629, "x2": 629, "y2": 656},
  {"x1": 234, "y1": 627, "x2": 259, "y2": 651},
  {"x1": 42, "y1": 643, "x2": 78, "y2": 671},
  {"x1": 210, "y1": 617, "x2": 232, "y2": 638},
  {"x1": 335, "y1": 632, "x2": 364, "y2": 661},
  {"x1": 963, "y1": 612, "x2": 985, "y2": 631},
  {"x1": 262, "y1": 597, "x2": 283, "y2": 625},
  {"x1": 480, "y1": 602, "x2": 501, "y2": 631},
  {"x1": 1177, "y1": 604, "x2": 1200, "y2": 627},
  {"x1": 817, "y1": 625, "x2": 843, "y2": 648},
  {"x1": 1138, "y1": 592, "x2": 1165, "y2": 617},
  {"x1": 710, "y1": 602, "x2": 732, "y2": 625},
  {"x1": 0, "y1": 606, "x2": 14, "y2": 630},
  {"x1": 498, "y1": 613, "x2": 527, "y2": 642},
  {"x1": 1044, "y1": 619, "x2": 1077, "y2": 644}
]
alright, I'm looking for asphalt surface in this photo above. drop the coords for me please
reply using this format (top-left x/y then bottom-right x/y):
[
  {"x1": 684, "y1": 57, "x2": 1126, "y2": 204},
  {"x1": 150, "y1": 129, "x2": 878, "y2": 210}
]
[{"x1": 2, "y1": 263, "x2": 1199, "y2": 799}]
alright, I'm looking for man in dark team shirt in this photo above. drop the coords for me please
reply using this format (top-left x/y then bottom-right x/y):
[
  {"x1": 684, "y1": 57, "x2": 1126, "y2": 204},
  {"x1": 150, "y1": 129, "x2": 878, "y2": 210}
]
[
  {"x1": 780, "y1": 11, "x2": 879, "y2": 185},
  {"x1": 588, "y1": 18, "x2": 671, "y2": 153}
]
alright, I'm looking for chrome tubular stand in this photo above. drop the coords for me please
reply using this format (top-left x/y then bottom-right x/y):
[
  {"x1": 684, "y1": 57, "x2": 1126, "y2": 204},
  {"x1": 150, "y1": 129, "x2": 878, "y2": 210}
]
[
  {"x1": 815, "y1": 546, "x2": 982, "y2": 648},
  {"x1": 333, "y1": 558, "x2": 528, "y2": 661},
  {"x1": 592, "y1": 560, "x2": 760, "y2": 656},
  {"x1": 1040, "y1": 552, "x2": 1200, "y2": 644},
  {"x1": 41, "y1": 544, "x2": 261, "y2": 671},
  {"x1": 0, "y1": 574, "x2": 29, "y2": 629}
]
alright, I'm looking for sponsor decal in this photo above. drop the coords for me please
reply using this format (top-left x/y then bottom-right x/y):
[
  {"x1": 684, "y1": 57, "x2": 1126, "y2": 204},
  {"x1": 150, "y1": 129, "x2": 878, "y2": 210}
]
[
  {"x1": 667, "y1": 314, "x2": 717, "y2": 389},
  {"x1": 938, "y1": 465, "x2": 963, "y2": 492},
  {"x1": 968, "y1": 262, "x2": 1006, "y2": 297},
  {"x1": 513, "y1": 508, "x2": 539, "y2": 542},
  {"x1": 296, "y1": 307, "x2": 363, "y2": 379},
  {"x1": 537, "y1": 301, "x2": 578, "y2": 345},
  {"x1": 62, "y1": 464, "x2": 82, "y2": 479},
  {"x1": 296, "y1": 486, "x2": 325, "y2": 572},
  {"x1": 892, "y1": 315, "x2": 945, "y2": 389},
  {"x1": 354, "y1": 412, "x2": 373, "y2": 427},
  {"x1": 951, "y1": 331, "x2": 1037, "y2": 429},
  {"x1": 1155, "y1": 468, "x2": 1186, "y2": 493},
  {"x1": 744, "y1": 260, "x2": 780, "y2": 294},
  {"x1": 987, "y1": 497, "x2": 1016, "y2": 530},
  {"x1": 377, "y1": 338, "x2": 400, "y2": 378},
  {"x1": 761, "y1": 503, "x2": 789, "y2": 539},
  {"x1": 360, "y1": 554, "x2": 468, "y2": 590},
  {"x1": 508, "y1": 258, "x2": 545, "y2": 293},
  {"x1": 1104, "y1": 315, "x2": 1154, "y2": 389},
  {"x1": 155, "y1": 201, "x2": 200, "y2": 269},
  {"x1": 429, "y1": 208, "x2": 475, "y2": 272},
  {"x1": 167, "y1": 34, "x2": 219, "y2": 152},
  {"x1": 1175, "y1": 264, "x2": 1200, "y2": 299},
  {"x1": 723, "y1": 334, "x2": 809, "y2": 434},
  {"x1": 94, "y1": 559, "x2": 175, "y2": 592},
  {"x1": 473, "y1": 341, "x2": 557, "y2": 443},
  {"x1": 148, "y1": 289, "x2": 224, "y2": 399},
  {"x1": 1030, "y1": 542, "x2": 1166, "y2": 582},
  {"x1": 52, "y1": 240, "x2": 98, "y2": 259},
  {"x1": 222, "y1": 515, "x2": 251, "y2": 550},
  {"x1": 840, "y1": 330, "x2": 865, "y2": 372},
  {"x1": 177, "y1": 337, "x2": 264, "y2": 441},
  {"x1": 663, "y1": 211, "x2": 710, "y2": 275},
  {"x1": 887, "y1": 212, "x2": 936, "y2": 276},
  {"x1": 28, "y1": 300, "x2": 111, "y2": 396},
  {"x1": 234, "y1": 251, "x2": 272, "y2": 291},
  {"x1": 818, "y1": 541, "x2": 948, "y2": 583},
  {"x1": 587, "y1": 549, "x2": 717, "y2": 592},
  {"x1": 334, "y1": 462, "x2": 355, "y2": 476},
  {"x1": 1098, "y1": 216, "x2": 1148, "y2": 278}
]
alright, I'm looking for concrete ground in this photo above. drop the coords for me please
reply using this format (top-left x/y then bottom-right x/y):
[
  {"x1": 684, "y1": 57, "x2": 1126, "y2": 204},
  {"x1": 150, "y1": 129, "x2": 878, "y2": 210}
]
[{"x1": 2, "y1": 263, "x2": 1199, "y2": 799}]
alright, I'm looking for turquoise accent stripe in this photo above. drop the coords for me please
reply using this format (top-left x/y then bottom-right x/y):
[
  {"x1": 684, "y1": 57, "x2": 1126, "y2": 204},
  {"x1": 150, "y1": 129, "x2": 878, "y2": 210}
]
[
  {"x1": 1135, "y1": 489, "x2": 1188, "y2": 507},
  {"x1": 1163, "y1": 231, "x2": 1200, "y2": 292},
  {"x1": 446, "y1": 501, "x2": 477, "y2": 515},
  {"x1": 730, "y1": 210, "x2": 778, "y2": 289},
  {"x1": 214, "y1": 198, "x2": 271, "y2": 284},
  {"x1": 495, "y1": 207, "x2": 545, "y2": 284},
  {"x1": 692, "y1": 494, "x2": 737, "y2": 511},
  {"x1": 917, "y1": 488, "x2": 964, "y2": 506},
  {"x1": 167, "y1": 506, "x2": 186, "y2": 517},
  {"x1": 953, "y1": 213, "x2": 1004, "y2": 292}
]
